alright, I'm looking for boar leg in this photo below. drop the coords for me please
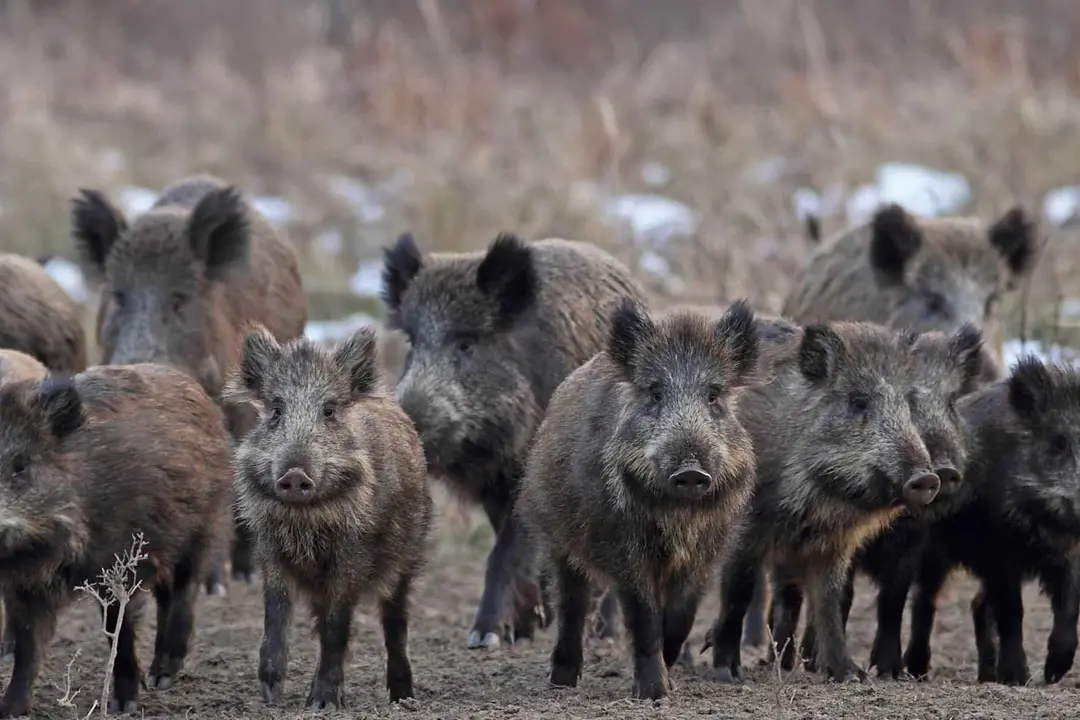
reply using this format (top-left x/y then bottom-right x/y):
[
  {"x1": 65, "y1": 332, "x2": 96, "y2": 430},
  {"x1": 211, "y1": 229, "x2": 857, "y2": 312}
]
[
  {"x1": 869, "y1": 563, "x2": 916, "y2": 679},
  {"x1": 742, "y1": 566, "x2": 769, "y2": 647},
  {"x1": 709, "y1": 552, "x2": 758, "y2": 682},
  {"x1": 549, "y1": 555, "x2": 589, "y2": 688},
  {"x1": 662, "y1": 580, "x2": 704, "y2": 668},
  {"x1": 802, "y1": 563, "x2": 854, "y2": 672},
  {"x1": 381, "y1": 573, "x2": 416, "y2": 702},
  {"x1": 807, "y1": 563, "x2": 865, "y2": 683},
  {"x1": 594, "y1": 587, "x2": 620, "y2": 640},
  {"x1": 1043, "y1": 561, "x2": 1080, "y2": 685},
  {"x1": 230, "y1": 513, "x2": 256, "y2": 583},
  {"x1": 0, "y1": 601, "x2": 14, "y2": 661},
  {"x1": 149, "y1": 554, "x2": 200, "y2": 690},
  {"x1": 765, "y1": 564, "x2": 803, "y2": 671},
  {"x1": 619, "y1": 588, "x2": 669, "y2": 700},
  {"x1": 104, "y1": 592, "x2": 144, "y2": 713},
  {"x1": 970, "y1": 588, "x2": 998, "y2": 682},
  {"x1": 258, "y1": 574, "x2": 293, "y2": 704},
  {"x1": 0, "y1": 593, "x2": 58, "y2": 719},
  {"x1": 307, "y1": 598, "x2": 353, "y2": 710},
  {"x1": 985, "y1": 575, "x2": 1029, "y2": 686},
  {"x1": 903, "y1": 548, "x2": 951, "y2": 678},
  {"x1": 467, "y1": 498, "x2": 522, "y2": 649}
]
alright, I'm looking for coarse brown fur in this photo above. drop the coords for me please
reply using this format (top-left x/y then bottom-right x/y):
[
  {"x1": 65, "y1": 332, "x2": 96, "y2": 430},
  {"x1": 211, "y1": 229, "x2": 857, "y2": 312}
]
[
  {"x1": 781, "y1": 204, "x2": 1039, "y2": 377},
  {"x1": 0, "y1": 363, "x2": 233, "y2": 718},
  {"x1": 225, "y1": 324, "x2": 432, "y2": 709},
  {"x1": 517, "y1": 300, "x2": 760, "y2": 700},
  {"x1": 383, "y1": 233, "x2": 648, "y2": 648},
  {"x1": 70, "y1": 173, "x2": 308, "y2": 587},
  {"x1": 0, "y1": 253, "x2": 87, "y2": 374},
  {"x1": 706, "y1": 321, "x2": 937, "y2": 684}
]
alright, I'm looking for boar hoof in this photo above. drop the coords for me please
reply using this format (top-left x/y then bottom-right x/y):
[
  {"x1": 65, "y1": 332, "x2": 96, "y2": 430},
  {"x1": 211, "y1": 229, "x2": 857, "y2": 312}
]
[
  {"x1": 232, "y1": 570, "x2": 256, "y2": 583},
  {"x1": 260, "y1": 680, "x2": 284, "y2": 704},
  {"x1": 107, "y1": 698, "x2": 139, "y2": 714},
  {"x1": 146, "y1": 674, "x2": 174, "y2": 691},
  {"x1": 305, "y1": 686, "x2": 343, "y2": 711},
  {"x1": 206, "y1": 583, "x2": 228, "y2": 597},
  {"x1": 632, "y1": 668, "x2": 670, "y2": 701},
  {"x1": 467, "y1": 630, "x2": 501, "y2": 649},
  {"x1": 712, "y1": 665, "x2": 741, "y2": 683},
  {"x1": 0, "y1": 698, "x2": 29, "y2": 718},
  {"x1": 550, "y1": 662, "x2": 581, "y2": 687},
  {"x1": 996, "y1": 660, "x2": 1030, "y2": 686}
]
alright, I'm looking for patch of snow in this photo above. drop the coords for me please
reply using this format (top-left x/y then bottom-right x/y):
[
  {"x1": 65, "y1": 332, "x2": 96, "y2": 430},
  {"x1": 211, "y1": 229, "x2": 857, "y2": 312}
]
[
  {"x1": 603, "y1": 194, "x2": 698, "y2": 246},
  {"x1": 330, "y1": 176, "x2": 386, "y2": 224},
  {"x1": 637, "y1": 250, "x2": 685, "y2": 294},
  {"x1": 117, "y1": 186, "x2": 158, "y2": 218},
  {"x1": 1002, "y1": 338, "x2": 1080, "y2": 370},
  {"x1": 349, "y1": 260, "x2": 384, "y2": 298},
  {"x1": 251, "y1": 196, "x2": 294, "y2": 229},
  {"x1": 1043, "y1": 186, "x2": 1080, "y2": 228},
  {"x1": 792, "y1": 182, "x2": 847, "y2": 221},
  {"x1": 315, "y1": 230, "x2": 343, "y2": 257},
  {"x1": 845, "y1": 163, "x2": 971, "y2": 224},
  {"x1": 641, "y1": 162, "x2": 671, "y2": 188},
  {"x1": 97, "y1": 148, "x2": 127, "y2": 175},
  {"x1": 304, "y1": 313, "x2": 379, "y2": 344},
  {"x1": 41, "y1": 257, "x2": 90, "y2": 305}
]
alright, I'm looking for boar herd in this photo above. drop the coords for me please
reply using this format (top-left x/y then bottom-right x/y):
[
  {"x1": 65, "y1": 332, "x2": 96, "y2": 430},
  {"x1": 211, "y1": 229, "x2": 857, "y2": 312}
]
[{"x1": 0, "y1": 173, "x2": 1077, "y2": 716}]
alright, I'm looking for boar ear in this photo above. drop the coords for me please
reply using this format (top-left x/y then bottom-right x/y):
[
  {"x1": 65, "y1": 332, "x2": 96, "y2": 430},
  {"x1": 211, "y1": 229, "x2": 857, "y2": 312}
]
[
  {"x1": 715, "y1": 299, "x2": 759, "y2": 384},
  {"x1": 71, "y1": 189, "x2": 129, "y2": 279},
  {"x1": 948, "y1": 322, "x2": 985, "y2": 392},
  {"x1": 381, "y1": 233, "x2": 424, "y2": 315},
  {"x1": 804, "y1": 214, "x2": 821, "y2": 244},
  {"x1": 1008, "y1": 355, "x2": 1056, "y2": 420},
  {"x1": 230, "y1": 324, "x2": 280, "y2": 401},
  {"x1": 35, "y1": 377, "x2": 84, "y2": 440},
  {"x1": 608, "y1": 297, "x2": 653, "y2": 376},
  {"x1": 798, "y1": 324, "x2": 844, "y2": 383},
  {"x1": 869, "y1": 203, "x2": 922, "y2": 285},
  {"x1": 334, "y1": 325, "x2": 381, "y2": 397},
  {"x1": 187, "y1": 186, "x2": 252, "y2": 281},
  {"x1": 476, "y1": 233, "x2": 537, "y2": 322},
  {"x1": 989, "y1": 205, "x2": 1038, "y2": 284}
]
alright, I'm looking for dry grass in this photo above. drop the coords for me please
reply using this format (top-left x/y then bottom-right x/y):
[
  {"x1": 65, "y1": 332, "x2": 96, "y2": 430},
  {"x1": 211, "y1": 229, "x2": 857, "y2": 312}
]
[{"x1": 3, "y1": 0, "x2": 1080, "y2": 336}]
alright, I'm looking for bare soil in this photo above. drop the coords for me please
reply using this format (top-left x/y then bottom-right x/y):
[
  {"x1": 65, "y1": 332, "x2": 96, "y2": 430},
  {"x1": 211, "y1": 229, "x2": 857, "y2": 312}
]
[{"x1": 6, "y1": 502, "x2": 1080, "y2": 720}]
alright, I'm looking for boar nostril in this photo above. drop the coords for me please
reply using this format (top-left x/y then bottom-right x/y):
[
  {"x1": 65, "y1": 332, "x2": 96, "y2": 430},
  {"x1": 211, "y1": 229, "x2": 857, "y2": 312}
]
[
  {"x1": 275, "y1": 468, "x2": 315, "y2": 502},
  {"x1": 935, "y1": 466, "x2": 962, "y2": 494},
  {"x1": 903, "y1": 472, "x2": 941, "y2": 507},
  {"x1": 669, "y1": 465, "x2": 712, "y2": 491}
]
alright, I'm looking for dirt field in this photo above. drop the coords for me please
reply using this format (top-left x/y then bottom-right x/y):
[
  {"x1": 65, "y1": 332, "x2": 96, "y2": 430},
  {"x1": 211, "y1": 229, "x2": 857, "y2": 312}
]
[{"x1": 3, "y1": 498, "x2": 1078, "y2": 720}]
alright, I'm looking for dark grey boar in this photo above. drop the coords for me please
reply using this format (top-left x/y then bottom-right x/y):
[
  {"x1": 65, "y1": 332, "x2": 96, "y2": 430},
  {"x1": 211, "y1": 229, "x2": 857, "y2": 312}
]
[
  {"x1": 782, "y1": 203, "x2": 1039, "y2": 381},
  {"x1": 0, "y1": 253, "x2": 87, "y2": 374},
  {"x1": 226, "y1": 324, "x2": 432, "y2": 708},
  {"x1": 769, "y1": 323, "x2": 985, "y2": 676},
  {"x1": 382, "y1": 232, "x2": 648, "y2": 649},
  {"x1": 903, "y1": 356, "x2": 1080, "y2": 686},
  {"x1": 517, "y1": 299, "x2": 760, "y2": 699},
  {"x1": 0, "y1": 364, "x2": 233, "y2": 717},
  {"x1": 70, "y1": 174, "x2": 308, "y2": 590},
  {"x1": 705, "y1": 321, "x2": 939, "y2": 682}
]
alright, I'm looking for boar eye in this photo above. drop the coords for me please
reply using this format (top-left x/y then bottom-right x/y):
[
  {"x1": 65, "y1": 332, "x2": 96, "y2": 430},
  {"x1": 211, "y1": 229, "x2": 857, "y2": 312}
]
[
  {"x1": 171, "y1": 293, "x2": 189, "y2": 313},
  {"x1": 848, "y1": 393, "x2": 870, "y2": 416},
  {"x1": 1050, "y1": 433, "x2": 1070, "y2": 456},
  {"x1": 922, "y1": 292, "x2": 948, "y2": 319},
  {"x1": 10, "y1": 455, "x2": 27, "y2": 477},
  {"x1": 648, "y1": 383, "x2": 663, "y2": 404},
  {"x1": 268, "y1": 399, "x2": 284, "y2": 426},
  {"x1": 322, "y1": 403, "x2": 337, "y2": 421},
  {"x1": 112, "y1": 289, "x2": 127, "y2": 308},
  {"x1": 706, "y1": 385, "x2": 723, "y2": 406},
  {"x1": 457, "y1": 338, "x2": 474, "y2": 354}
]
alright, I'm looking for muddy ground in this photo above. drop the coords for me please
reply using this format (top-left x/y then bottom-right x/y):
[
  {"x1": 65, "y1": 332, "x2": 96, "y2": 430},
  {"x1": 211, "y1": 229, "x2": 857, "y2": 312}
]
[{"x1": 6, "y1": 496, "x2": 1080, "y2": 720}]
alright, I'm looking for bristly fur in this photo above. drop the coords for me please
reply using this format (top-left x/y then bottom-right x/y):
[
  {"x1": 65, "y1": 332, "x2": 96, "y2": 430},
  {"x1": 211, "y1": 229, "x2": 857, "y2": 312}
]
[{"x1": 0, "y1": 253, "x2": 88, "y2": 374}]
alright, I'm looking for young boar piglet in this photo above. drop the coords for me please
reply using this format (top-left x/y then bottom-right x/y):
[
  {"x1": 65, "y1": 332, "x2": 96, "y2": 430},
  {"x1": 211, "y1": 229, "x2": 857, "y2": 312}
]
[
  {"x1": 383, "y1": 232, "x2": 648, "y2": 649},
  {"x1": 227, "y1": 324, "x2": 432, "y2": 709},
  {"x1": 705, "y1": 321, "x2": 940, "y2": 683},
  {"x1": 517, "y1": 299, "x2": 760, "y2": 700},
  {"x1": 0, "y1": 364, "x2": 233, "y2": 718},
  {"x1": 770, "y1": 323, "x2": 985, "y2": 676},
  {"x1": 903, "y1": 356, "x2": 1080, "y2": 686}
]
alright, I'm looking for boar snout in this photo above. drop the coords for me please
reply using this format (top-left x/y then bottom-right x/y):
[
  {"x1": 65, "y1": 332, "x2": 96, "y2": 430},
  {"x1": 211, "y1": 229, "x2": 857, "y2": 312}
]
[
  {"x1": 902, "y1": 471, "x2": 941, "y2": 507},
  {"x1": 275, "y1": 468, "x2": 316, "y2": 504},
  {"x1": 668, "y1": 462, "x2": 713, "y2": 501},
  {"x1": 933, "y1": 465, "x2": 962, "y2": 497}
]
